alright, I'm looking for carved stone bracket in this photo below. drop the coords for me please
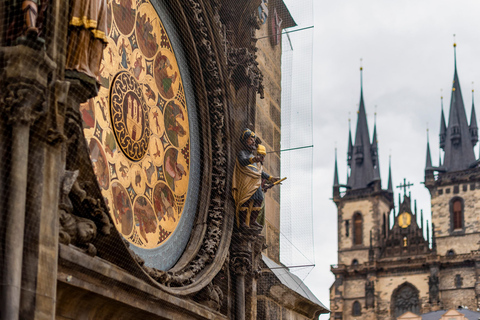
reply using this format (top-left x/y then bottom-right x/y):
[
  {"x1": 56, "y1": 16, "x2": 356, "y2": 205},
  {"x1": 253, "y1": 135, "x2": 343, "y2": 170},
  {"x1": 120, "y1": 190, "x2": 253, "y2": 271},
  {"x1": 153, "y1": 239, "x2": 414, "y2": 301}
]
[
  {"x1": 227, "y1": 46, "x2": 264, "y2": 98},
  {"x1": 1, "y1": 82, "x2": 46, "y2": 125},
  {"x1": 232, "y1": 254, "x2": 252, "y2": 277}
]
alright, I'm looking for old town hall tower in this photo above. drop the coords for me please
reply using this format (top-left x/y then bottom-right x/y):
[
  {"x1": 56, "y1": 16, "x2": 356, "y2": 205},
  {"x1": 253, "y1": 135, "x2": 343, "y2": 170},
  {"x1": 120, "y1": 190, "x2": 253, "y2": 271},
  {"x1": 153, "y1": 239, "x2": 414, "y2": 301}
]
[{"x1": 330, "y1": 44, "x2": 480, "y2": 320}]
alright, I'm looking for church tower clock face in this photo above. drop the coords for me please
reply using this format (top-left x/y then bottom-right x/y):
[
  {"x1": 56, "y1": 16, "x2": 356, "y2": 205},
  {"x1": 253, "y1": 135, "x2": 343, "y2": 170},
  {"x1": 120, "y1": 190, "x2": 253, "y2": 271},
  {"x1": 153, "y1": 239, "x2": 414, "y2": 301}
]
[{"x1": 80, "y1": 0, "x2": 199, "y2": 271}]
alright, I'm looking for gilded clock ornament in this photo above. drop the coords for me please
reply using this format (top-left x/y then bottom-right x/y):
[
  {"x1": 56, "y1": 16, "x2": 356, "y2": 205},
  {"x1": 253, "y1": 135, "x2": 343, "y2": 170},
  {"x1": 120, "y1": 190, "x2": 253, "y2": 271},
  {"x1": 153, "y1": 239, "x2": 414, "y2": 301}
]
[
  {"x1": 398, "y1": 212, "x2": 412, "y2": 228},
  {"x1": 110, "y1": 71, "x2": 151, "y2": 161}
]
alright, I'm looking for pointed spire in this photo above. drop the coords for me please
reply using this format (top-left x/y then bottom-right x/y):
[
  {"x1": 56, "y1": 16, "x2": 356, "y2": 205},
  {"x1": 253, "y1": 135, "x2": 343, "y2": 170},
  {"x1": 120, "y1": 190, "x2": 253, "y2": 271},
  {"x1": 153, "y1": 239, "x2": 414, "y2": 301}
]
[
  {"x1": 387, "y1": 155, "x2": 393, "y2": 193},
  {"x1": 421, "y1": 209, "x2": 424, "y2": 230},
  {"x1": 348, "y1": 64, "x2": 377, "y2": 189},
  {"x1": 441, "y1": 41, "x2": 476, "y2": 172},
  {"x1": 440, "y1": 95, "x2": 447, "y2": 150},
  {"x1": 372, "y1": 110, "x2": 380, "y2": 182},
  {"x1": 334, "y1": 148, "x2": 339, "y2": 187},
  {"x1": 347, "y1": 117, "x2": 353, "y2": 167},
  {"x1": 333, "y1": 148, "x2": 340, "y2": 199},
  {"x1": 470, "y1": 87, "x2": 478, "y2": 146},
  {"x1": 426, "y1": 129, "x2": 433, "y2": 169}
]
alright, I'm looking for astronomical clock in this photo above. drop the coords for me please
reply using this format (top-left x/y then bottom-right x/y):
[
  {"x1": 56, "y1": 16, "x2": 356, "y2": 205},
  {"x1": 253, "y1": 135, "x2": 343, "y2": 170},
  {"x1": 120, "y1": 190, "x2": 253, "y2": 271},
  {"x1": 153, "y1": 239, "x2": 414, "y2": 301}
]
[{"x1": 80, "y1": 0, "x2": 199, "y2": 271}]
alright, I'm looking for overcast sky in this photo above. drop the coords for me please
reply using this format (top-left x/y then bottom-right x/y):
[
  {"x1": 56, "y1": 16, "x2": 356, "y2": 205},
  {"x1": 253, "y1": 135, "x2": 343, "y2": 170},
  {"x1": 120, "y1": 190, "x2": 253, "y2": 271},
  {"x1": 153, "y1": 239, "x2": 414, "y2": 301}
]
[{"x1": 279, "y1": 0, "x2": 480, "y2": 315}]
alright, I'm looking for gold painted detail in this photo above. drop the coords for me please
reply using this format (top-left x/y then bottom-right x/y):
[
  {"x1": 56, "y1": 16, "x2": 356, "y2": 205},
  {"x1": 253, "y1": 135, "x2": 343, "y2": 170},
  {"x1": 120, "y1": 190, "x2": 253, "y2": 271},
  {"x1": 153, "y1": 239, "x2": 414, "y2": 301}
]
[
  {"x1": 81, "y1": 0, "x2": 191, "y2": 249},
  {"x1": 398, "y1": 212, "x2": 411, "y2": 228},
  {"x1": 70, "y1": 16, "x2": 107, "y2": 42},
  {"x1": 110, "y1": 71, "x2": 151, "y2": 161}
]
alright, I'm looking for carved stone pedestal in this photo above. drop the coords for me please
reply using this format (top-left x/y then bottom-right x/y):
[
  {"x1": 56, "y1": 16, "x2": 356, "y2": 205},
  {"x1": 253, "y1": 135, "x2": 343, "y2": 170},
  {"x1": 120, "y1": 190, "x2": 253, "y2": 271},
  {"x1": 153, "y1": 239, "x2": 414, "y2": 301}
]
[{"x1": 231, "y1": 231, "x2": 265, "y2": 320}]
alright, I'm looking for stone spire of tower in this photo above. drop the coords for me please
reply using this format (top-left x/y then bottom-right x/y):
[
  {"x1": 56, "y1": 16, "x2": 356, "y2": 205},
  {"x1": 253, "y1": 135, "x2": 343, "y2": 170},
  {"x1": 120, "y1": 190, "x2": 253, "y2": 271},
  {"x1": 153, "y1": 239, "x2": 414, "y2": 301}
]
[
  {"x1": 347, "y1": 66, "x2": 377, "y2": 189},
  {"x1": 347, "y1": 118, "x2": 353, "y2": 167},
  {"x1": 372, "y1": 112, "x2": 380, "y2": 182},
  {"x1": 441, "y1": 42, "x2": 476, "y2": 172},
  {"x1": 333, "y1": 148, "x2": 340, "y2": 199},
  {"x1": 426, "y1": 129, "x2": 433, "y2": 169},
  {"x1": 387, "y1": 155, "x2": 393, "y2": 194},
  {"x1": 439, "y1": 95, "x2": 447, "y2": 150},
  {"x1": 470, "y1": 88, "x2": 478, "y2": 146}
]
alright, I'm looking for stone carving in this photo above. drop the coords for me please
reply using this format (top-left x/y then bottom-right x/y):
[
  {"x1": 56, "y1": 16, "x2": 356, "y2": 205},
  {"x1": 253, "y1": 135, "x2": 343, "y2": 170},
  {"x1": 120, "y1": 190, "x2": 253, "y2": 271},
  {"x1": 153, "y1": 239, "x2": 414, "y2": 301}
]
[
  {"x1": 197, "y1": 283, "x2": 224, "y2": 311},
  {"x1": 59, "y1": 210, "x2": 98, "y2": 256},
  {"x1": 365, "y1": 280, "x2": 375, "y2": 309},
  {"x1": 1, "y1": 83, "x2": 45, "y2": 125},
  {"x1": 227, "y1": 47, "x2": 264, "y2": 98},
  {"x1": 232, "y1": 255, "x2": 252, "y2": 276},
  {"x1": 393, "y1": 284, "x2": 420, "y2": 318},
  {"x1": 58, "y1": 171, "x2": 97, "y2": 256},
  {"x1": 429, "y1": 275, "x2": 439, "y2": 303}
]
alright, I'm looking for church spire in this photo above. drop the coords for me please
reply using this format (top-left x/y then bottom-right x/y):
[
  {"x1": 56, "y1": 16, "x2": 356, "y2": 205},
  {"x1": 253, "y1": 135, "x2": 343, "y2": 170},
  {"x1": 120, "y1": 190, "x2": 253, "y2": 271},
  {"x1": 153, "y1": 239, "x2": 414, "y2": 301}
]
[
  {"x1": 470, "y1": 88, "x2": 478, "y2": 146},
  {"x1": 441, "y1": 42, "x2": 476, "y2": 172},
  {"x1": 347, "y1": 118, "x2": 353, "y2": 167},
  {"x1": 387, "y1": 155, "x2": 393, "y2": 193},
  {"x1": 372, "y1": 111, "x2": 380, "y2": 181},
  {"x1": 440, "y1": 95, "x2": 447, "y2": 150},
  {"x1": 348, "y1": 66, "x2": 377, "y2": 189},
  {"x1": 333, "y1": 148, "x2": 340, "y2": 199},
  {"x1": 426, "y1": 129, "x2": 432, "y2": 169},
  {"x1": 334, "y1": 148, "x2": 339, "y2": 187}
]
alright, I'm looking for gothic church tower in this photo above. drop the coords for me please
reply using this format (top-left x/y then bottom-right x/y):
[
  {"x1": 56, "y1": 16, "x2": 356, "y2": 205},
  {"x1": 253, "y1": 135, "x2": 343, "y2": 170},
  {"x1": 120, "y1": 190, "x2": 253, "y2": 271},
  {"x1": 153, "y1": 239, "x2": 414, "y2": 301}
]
[
  {"x1": 424, "y1": 43, "x2": 480, "y2": 309},
  {"x1": 331, "y1": 68, "x2": 394, "y2": 320}
]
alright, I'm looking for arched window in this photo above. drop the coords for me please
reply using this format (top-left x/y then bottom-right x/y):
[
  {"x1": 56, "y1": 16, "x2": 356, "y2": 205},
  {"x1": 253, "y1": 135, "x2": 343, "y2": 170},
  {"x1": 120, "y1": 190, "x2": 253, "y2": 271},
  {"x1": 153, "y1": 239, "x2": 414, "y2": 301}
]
[
  {"x1": 352, "y1": 259, "x2": 359, "y2": 266},
  {"x1": 352, "y1": 301, "x2": 361, "y2": 316},
  {"x1": 391, "y1": 283, "x2": 420, "y2": 319},
  {"x1": 451, "y1": 198, "x2": 463, "y2": 230},
  {"x1": 353, "y1": 212, "x2": 363, "y2": 245}
]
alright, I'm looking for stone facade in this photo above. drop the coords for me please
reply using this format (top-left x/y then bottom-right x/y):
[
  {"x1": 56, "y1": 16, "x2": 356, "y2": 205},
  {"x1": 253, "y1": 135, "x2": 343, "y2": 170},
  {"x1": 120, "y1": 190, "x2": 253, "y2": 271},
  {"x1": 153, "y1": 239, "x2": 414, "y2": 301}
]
[
  {"x1": 253, "y1": 0, "x2": 286, "y2": 264},
  {"x1": 331, "y1": 86, "x2": 480, "y2": 320}
]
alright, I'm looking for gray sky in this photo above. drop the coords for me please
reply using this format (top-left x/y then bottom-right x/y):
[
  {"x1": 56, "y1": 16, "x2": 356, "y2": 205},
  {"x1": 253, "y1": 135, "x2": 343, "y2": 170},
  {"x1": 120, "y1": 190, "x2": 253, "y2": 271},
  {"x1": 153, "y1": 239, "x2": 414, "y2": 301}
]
[{"x1": 280, "y1": 0, "x2": 480, "y2": 315}]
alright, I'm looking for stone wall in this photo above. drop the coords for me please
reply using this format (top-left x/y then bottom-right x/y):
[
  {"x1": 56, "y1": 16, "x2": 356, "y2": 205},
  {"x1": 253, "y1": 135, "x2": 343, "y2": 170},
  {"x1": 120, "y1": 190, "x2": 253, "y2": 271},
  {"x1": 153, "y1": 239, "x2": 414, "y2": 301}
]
[
  {"x1": 431, "y1": 182, "x2": 480, "y2": 255},
  {"x1": 257, "y1": 296, "x2": 312, "y2": 320},
  {"x1": 255, "y1": 7, "x2": 283, "y2": 264},
  {"x1": 439, "y1": 267, "x2": 477, "y2": 310},
  {"x1": 337, "y1": 196, "x2": 390, "y2": 265}
]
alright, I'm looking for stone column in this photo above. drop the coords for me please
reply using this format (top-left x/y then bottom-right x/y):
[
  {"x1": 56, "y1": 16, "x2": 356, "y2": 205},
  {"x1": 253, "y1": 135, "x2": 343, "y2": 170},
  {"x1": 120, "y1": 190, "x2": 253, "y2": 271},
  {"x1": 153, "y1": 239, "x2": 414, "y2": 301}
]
[
  {"x1": 231, "y1": 231, "x2": 265, "y2": 320},
  {"x1": 0, "y1": 44, "x2": 55, "y2": 320}
]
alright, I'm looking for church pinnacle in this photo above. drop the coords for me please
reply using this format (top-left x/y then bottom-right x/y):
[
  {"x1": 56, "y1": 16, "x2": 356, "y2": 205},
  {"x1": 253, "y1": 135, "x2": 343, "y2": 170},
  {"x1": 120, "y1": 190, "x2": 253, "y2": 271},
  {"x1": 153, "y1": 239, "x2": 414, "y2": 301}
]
[
  {"x1": 439, "y1": 42, "x2": 477, "y2": 172},
  {"x1": 347, "y1": 66, "x2": 379, "y2": 189}
]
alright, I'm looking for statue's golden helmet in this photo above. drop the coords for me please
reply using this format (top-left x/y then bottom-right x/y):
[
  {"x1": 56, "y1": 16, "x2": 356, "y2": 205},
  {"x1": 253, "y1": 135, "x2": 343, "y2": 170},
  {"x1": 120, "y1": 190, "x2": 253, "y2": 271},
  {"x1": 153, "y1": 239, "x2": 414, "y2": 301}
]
[{"x1": 256, "y1": 144, "x2": 266, "y2": 156}]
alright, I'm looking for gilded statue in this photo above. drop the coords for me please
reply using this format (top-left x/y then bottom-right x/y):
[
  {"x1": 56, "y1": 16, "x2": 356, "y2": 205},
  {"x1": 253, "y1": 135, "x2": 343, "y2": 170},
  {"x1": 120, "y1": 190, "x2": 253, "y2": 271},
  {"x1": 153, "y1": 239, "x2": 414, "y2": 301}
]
[{"x1": 232, "y1": 129, "x2": 280, "y2": 230}]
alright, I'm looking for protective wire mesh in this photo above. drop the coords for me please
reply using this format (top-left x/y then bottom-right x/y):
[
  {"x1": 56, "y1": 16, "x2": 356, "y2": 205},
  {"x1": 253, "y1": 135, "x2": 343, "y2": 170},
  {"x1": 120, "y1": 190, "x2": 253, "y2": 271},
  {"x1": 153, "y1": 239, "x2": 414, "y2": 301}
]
[
  {"x1": 0, "y1": 0, "x2": 326, "y2": 319},
  {"x1": 280, "y1": 0, "x2": 316, "y2": 294}
]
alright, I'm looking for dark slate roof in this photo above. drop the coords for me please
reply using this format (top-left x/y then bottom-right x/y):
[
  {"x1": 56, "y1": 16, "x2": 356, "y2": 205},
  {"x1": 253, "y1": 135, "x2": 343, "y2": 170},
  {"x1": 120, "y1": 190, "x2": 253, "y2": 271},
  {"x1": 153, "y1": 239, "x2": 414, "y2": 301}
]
[
  {"x1": 372, "y1": 121, "x2": 380, "y2": 181},
  {"x1": 347, "y1": 69, "x2": 377, "y2": 189},
  {"x1": 425, "y1": 132, "x2": 433, "y2": 169},
  {"x1": 422, "y1": 308, "x2": 480, "y2": 320},
  {"x1": 441, "y1": 44, "x2": 477, "y2": 172},
  {"x1": 333, "y1": 149, "x2": 339, "y2": 187},
  {"x1": 387, "y1": 156, "x2": 393, "y2": 193},
  {"x1": 262, "y1": 255, "x2": 329, "y2": 314},
  {"x1": 439, "y1": 97, "x2": 447, "y2": 149}
]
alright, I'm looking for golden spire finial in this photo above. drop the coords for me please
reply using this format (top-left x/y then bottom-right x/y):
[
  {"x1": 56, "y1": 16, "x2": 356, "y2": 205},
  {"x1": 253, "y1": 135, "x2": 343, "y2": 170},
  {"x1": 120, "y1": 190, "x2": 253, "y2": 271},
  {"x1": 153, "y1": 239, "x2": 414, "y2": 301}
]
[
  {"x1": 360, "y1": 58, "x2": 363, "y2": 71},
  {"x1": 453, "y1": 34, "x2": 456, "y2": 47}
]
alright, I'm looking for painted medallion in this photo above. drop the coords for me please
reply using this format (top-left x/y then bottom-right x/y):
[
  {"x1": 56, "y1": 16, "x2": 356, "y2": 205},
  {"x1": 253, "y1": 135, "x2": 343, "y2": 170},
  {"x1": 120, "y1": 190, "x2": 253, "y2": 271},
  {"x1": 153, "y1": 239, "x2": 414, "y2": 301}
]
[{"x1": 80, "y1": 0, "x2": 195, "y2": 260}]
